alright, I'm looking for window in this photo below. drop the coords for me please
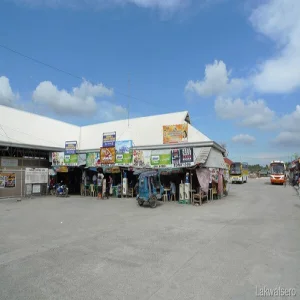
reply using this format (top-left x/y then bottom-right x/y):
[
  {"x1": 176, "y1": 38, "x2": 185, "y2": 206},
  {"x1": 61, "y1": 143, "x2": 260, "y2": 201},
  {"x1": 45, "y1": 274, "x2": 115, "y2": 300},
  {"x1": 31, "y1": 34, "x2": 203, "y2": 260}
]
[{"x1": 230, "y1": 163, "x2": 241, "y2": 175}]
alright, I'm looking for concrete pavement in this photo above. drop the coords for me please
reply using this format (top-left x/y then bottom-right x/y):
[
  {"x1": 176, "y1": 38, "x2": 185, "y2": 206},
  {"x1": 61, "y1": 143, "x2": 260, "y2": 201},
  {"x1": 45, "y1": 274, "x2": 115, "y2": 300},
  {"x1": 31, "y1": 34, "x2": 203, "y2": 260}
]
[{"x1": 0, "y1": 178, "x2": 299, "y2": 300}]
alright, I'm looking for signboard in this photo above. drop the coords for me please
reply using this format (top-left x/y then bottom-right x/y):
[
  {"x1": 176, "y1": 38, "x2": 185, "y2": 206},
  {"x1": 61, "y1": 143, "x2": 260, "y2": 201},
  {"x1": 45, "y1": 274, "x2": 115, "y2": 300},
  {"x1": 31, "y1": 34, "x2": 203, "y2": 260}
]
[
  {"x1": 1, "y1": 158, "x2": 18, "y2": 167},
  {"x1": 180, "y1": 148, "x2": 193, "y2": 163},
  {"x1": 0, "y1": 173, "x2": 16, "y2": 188},
  {"x1": 32, "y1": 185, "x2": 41, "y2": 194},
  {"x1": 100, "y1": 147, "x2": 116, "y2": 164},
  {"x1": 150, "y1": 151, "x2": 172, "y2": 167},
  {"x1": 25, "y1": 168, "x2": 48, "y2": 184},
  {"x1": 65, "y1": 141, "x2": 77, "y2": 154},
  {"x1": 115, "y1": 140, "x2": 133, "y2": 165},
  {"x1": 103, "y1": 132, "x2": 116, "y2": 147},
  {"x1": 171, "y1": 148, "x2": 194, "y2": 167},
  {"x1": 52, "y1": 152, "x2": 65, "y2": 166},
  {"x1": 171, "y1": 149, "x2": 180, "y2": 165},
  {"x1": 163, "y1": 124, "x2": 188, "y2": 144},
  {"x1": 86, "y1": 153, "x2": 101, "y2": 168},
  {"x1": 56, "y1": 166, "x2": 68, "y2": 173},
  {"x1": 64, "y1": 154, "x2": 78, "y2": 166},
  {"x1": 132, "y1": 150, "x2": 151, "y2": 167}
]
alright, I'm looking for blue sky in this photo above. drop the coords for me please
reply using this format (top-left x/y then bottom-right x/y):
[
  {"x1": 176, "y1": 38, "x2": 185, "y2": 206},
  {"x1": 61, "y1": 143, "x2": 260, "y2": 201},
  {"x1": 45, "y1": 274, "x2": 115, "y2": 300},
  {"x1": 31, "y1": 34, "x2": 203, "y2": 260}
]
[{"x1": 0, "y1": 0, "x2": 300, "y2": 165}]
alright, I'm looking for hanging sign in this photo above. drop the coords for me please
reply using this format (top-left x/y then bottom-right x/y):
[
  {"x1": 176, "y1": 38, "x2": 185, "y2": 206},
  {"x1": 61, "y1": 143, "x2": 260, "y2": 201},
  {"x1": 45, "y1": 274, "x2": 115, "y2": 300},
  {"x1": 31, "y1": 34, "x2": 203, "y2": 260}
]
[
  {"x1": 65, "y1": 141, "x2": 77, "y2": 154},
  {"x1": 103, "y1": 132, "x2": 116, "y2": 147},
  {"x1": 150, "y1": 151, "x2": 172, "y2": 168},
  {"x1": 86, "y1": 153, "x2": 101, "y2": 167},
  {"x1": 100, "y1": 147, "x2": 116, "y2": 164}
]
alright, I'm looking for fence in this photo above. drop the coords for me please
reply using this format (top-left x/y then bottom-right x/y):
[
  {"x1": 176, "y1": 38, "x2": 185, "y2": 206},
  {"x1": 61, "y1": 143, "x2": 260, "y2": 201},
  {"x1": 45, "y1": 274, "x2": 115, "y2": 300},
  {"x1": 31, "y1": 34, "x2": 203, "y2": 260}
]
[{"x1": 0, "y1": 168, "x2": 48, "y2": 200}]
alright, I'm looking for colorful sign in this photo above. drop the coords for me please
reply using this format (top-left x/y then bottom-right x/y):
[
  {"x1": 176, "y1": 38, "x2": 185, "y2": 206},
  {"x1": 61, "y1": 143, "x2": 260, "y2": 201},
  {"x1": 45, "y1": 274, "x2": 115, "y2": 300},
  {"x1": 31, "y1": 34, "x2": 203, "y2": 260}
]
[
  {"x1": 171, "y1": 148, "x2": 194, "y2": 167},
  {"x1": 64, "y1": 154, "x2": 78, "y2": 166},
  {"x1": 65, "y1": 141, "x2": 77, "y2": 154},
  {"x1": 0, "y1": 173, "x2": 16, "y2": 188},
  {"x1": 52, "y1": 152, "x2": 64, "y2": 166},
  {"x1": 180, "y1": 148, "x2": 193, "y2": 163},
  {"x1": 115, "y1": 140, "x2": 133, "y2": 165},
  {"x1": 86, "y1": 152, "x2": 101, "y2": 167},
  {"x1": 56, "y1": 166, "x2": 68, "y2": 173},
  {"x1": 103, "y1": 132, "x2": 116, "y2": 147},
  {"x1": 150, "y1": 151, "x2": 172, "y2": 167},
  {"x1": 163, "y1": 124, "x2": 188, "y2": 144},
  {"x1": 100, "y1": 147, "x2": 116, "y2": 164},
  {"x1": 132, "y1": 150, "x2": 151, "y2": 167}
]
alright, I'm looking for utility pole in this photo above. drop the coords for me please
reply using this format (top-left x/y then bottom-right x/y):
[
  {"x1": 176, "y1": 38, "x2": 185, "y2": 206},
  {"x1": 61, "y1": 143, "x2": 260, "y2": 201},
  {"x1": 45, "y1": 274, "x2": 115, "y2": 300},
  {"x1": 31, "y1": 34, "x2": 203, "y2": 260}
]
[{"x1": 128, "y1": 73, "x2": 130, "y2": 127}]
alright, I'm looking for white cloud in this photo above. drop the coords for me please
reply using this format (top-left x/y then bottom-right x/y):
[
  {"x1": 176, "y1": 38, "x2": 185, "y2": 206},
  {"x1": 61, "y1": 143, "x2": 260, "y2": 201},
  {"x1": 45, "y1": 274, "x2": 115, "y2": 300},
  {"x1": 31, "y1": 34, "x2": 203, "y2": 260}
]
[
  {"x1": 280, "y1": 105, "x2": 300, "y2": 133},
  {"x1": 232, "y1": 134, "x2": 255, "y2": 145},
  {"x1": 250, "y1": 0, "x2": 300, "y2": 94},
  {"x1": 185, "y1": 60, "x2": 246, "y2": 97},
  {"x1": 215, "y1": 97, "x2": 277, "y2": 130},
  {"x1": 0, "y1": 76, "x2": 19, "y2": 107},
  {"x1": 14, "y1": 0, "x2": 188, "y2": 11},
  {"x1": 32, "y1": 80, "x2": 114, "y2": 116},
  {"x1": 273, "y1": 132, "x2": 300, "y2": 147},
  {"x1": 273, "y1": 105, "x2": 300, "y2": 146}
]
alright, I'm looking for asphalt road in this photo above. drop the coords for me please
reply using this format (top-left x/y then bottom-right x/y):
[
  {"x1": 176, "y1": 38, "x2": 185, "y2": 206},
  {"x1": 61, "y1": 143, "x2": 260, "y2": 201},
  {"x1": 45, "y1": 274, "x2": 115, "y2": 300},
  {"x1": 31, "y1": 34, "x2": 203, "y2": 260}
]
[{"x1": 0, "y1": 178, "x2": 300, "y2": 300}]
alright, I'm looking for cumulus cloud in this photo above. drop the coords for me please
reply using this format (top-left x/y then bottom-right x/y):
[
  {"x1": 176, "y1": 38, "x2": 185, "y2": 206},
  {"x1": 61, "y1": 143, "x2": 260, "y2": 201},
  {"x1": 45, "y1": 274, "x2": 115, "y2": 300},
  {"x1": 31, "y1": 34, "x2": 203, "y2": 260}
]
[
  {"x1": 232, "y1": 134, "x2": 255, "y2": 145},
  {"x1": 273, "y1": 105, "x2": 300, "y2": 147},
  {"x1": 215, "y1": 97, "x2": 277, "y2": 130},
  {"x1": 13, "y1": 0, "x2": 189, "y2": 11},
  {"x1": 273, "y1": 132, "x2": 300, "y2": 147},
  {"x1": 185, "y1": 60, "x2": 246, "y2": 98},
  {"x1": 250, "y1": 0, "x2": 300, "y2": 94},
  {"x1": 32, "y1": 80, "x2": 114, "y2": 116},
  {"x1": 0, "y1": 76, "x2": 19, "y2": 107}
]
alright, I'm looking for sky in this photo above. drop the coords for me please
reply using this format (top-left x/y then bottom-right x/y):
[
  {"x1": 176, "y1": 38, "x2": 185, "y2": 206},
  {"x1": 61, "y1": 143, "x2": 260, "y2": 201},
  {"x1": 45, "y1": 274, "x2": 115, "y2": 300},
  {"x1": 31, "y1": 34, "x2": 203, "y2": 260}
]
[{"x1": 0, "y1": 0, "x2": 300, "y2": 165}]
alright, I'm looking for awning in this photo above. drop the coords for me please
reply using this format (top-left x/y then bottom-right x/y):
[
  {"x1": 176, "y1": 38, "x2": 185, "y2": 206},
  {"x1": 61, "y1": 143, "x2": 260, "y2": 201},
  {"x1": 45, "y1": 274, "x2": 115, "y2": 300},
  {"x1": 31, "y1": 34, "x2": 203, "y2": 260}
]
[
  {"x1": 194, "y1": 147, "x2": 211, "y2": 164},
  {"x1": 139, "y1": 171, "x2": 158, "y2": 178},
  {"x1": 159, "y1": 168, "x2": 184, "y2": 175},
  {"x1": 204, "y1": 147, "x2": 227, "y2": 169}
]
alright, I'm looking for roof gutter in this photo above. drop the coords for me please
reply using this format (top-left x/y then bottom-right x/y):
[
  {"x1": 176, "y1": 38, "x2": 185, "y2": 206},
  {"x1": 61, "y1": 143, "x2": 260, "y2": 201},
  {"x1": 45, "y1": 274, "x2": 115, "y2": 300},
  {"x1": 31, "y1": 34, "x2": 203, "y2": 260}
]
[
  {"x1": 131, "y1": 141, "x2": 226, "y2": 154},
  {"x1": 0, "y1": 141, "x2": 64, "y2": 152}
]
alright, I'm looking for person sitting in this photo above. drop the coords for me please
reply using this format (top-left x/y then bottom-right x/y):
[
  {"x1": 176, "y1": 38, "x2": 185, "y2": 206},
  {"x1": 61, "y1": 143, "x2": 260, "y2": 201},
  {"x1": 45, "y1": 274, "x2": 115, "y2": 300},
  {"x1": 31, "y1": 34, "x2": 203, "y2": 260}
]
[{"x1": 170, "y1": 181, "x2": 176, "y2": 200}]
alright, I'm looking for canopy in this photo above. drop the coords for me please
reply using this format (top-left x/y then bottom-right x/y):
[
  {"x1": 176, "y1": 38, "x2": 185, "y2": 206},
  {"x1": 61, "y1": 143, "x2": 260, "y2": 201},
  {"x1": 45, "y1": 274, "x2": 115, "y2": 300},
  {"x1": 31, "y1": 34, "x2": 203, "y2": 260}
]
[{"x1": 139, "y1": 170, "x2": 158, "y2": 179}]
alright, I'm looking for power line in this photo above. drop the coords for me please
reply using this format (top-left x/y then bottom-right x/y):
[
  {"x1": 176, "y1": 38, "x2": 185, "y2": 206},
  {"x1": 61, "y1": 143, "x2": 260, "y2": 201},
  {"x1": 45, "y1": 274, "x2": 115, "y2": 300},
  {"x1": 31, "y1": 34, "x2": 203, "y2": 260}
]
[{"x1": 0, "y1": 43, "x2": 164, "y2": 109}]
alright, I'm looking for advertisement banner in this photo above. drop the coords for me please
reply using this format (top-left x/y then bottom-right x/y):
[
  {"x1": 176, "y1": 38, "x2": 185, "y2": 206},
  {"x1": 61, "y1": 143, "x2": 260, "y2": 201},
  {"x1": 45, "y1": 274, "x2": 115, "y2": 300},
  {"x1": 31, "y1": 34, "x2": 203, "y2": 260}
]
[
  {"x1": 180, "y1": 148, "x2": 193, "y2": 163},
  {"x1": 100, "y1": 147, "x2": 116, "y2": 164},
  {"x1": 65, "y1": 141, "x2": 77, "y2": 154},
  {"x1": 171, "y1": 149, "x2": 180, "y2": 165},
  {"x1": 163, "y1": 124, "x2": 188, "y2": 144},
  {"x1": 103, "y1": 132, "x2": 116, "y2": 147},
  {"x1": 86, "y1": 152, "x2": 101, "y2": 168},
  {"x1": 150, "y1": 150, "x2": 172, "y2": 167},
  {"x1": 115, "y1": 140, "x2": 133, "y2": 165},
  {"x1": 0, "y1": 173, "x2": 16, "y2": 188},
  {"x1": 64, "y1": 154, "x2": 78, "y2": 166},
  {"x1": 52, "y1": 152, "x2": 65, "y2": 166},
  {"x1": 132, "y1": 150, "x2": 151, "y2": 167}
]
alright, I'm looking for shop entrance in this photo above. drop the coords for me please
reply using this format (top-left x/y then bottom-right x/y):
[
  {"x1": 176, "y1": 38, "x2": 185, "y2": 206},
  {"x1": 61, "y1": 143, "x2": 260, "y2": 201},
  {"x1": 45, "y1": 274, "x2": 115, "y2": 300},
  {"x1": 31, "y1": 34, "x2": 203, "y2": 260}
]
[{"x1": 57, "y1": 167, "x2": 82, "y2": 195}]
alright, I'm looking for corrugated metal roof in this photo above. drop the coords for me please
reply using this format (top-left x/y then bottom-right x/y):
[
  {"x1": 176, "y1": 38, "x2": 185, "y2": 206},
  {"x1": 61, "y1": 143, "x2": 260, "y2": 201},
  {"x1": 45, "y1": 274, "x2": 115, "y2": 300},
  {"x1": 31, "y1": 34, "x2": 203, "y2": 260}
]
[
  {"x1": 194, "y1": 147, "x2": 212, "y2": 164},
  {"x1": 0, "y1": 106, "x2": 211, "y2": 151}
]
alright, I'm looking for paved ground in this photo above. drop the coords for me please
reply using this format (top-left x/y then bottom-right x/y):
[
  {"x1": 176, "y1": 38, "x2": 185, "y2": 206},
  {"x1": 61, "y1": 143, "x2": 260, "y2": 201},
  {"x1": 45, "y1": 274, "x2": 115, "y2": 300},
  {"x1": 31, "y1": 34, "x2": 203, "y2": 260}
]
[{"x1": 0, "y1": 178, "x2": 300, "y2": 300}]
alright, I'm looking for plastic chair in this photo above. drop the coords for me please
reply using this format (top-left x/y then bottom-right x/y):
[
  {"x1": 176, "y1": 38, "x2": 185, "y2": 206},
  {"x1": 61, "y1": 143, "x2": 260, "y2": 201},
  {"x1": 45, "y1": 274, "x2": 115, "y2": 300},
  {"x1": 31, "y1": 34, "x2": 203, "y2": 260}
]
[{"x1": 90, "y1": 184, "x2": 95, "y2": 197}]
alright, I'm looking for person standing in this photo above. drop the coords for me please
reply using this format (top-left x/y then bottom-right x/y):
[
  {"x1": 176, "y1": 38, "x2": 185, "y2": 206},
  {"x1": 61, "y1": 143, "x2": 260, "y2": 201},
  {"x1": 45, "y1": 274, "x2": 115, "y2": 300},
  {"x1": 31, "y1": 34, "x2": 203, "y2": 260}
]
[{"x1": 106, "y1": 175, "x2": 113, "y2": 199}]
